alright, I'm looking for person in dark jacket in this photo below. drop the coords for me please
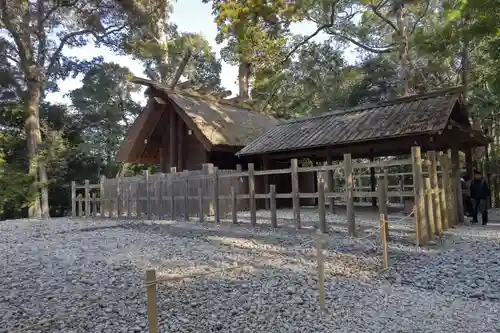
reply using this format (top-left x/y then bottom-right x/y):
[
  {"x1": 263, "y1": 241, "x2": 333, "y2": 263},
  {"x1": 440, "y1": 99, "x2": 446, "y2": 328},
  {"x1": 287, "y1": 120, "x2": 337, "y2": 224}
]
[{"x1": 470, "y1": 170, "x2": 490, "y2": 225}]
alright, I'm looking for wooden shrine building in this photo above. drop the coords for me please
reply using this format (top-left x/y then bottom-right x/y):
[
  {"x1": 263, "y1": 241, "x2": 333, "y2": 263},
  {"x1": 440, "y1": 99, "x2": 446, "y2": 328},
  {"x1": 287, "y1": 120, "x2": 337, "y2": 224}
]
[
  {"x1": 237, "y1": 87, "x2": 488, "y2": 162},
  {"x1": 116, "y1": 78, "x2": 279, "y2": 172},
  {"x1": 236, "y1": 86, "x2": 490, "y2": 216}
]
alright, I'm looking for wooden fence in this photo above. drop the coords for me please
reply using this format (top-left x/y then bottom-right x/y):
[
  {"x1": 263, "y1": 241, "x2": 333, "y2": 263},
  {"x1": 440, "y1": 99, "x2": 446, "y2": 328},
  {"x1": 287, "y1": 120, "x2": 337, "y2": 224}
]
[{"x1": 71, "y1": 146, "x2": 460, "y2": 246}]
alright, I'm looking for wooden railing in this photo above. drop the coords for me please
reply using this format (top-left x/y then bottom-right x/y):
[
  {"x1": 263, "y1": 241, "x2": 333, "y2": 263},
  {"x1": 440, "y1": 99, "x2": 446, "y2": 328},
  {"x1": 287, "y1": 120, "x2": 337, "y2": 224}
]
[{"x1": 71, "y1": 147, "x2": 459, "y2": 246}]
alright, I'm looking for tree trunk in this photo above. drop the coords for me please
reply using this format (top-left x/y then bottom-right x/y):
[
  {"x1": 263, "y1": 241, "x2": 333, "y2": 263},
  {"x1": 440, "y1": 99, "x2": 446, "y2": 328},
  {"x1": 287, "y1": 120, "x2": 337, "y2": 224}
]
[
  {"x1": 395, "y1": 4, "x2": 411, "y2": 96},
  {"x1": 25, "y1": 80, "x2": 43, "y2": 218},
  {"x1": 39, "y1": 161, "x2": 49, "y2": 218},
  {"x1": 238, "y1": 61, "x2": 251, "y2": 100}
]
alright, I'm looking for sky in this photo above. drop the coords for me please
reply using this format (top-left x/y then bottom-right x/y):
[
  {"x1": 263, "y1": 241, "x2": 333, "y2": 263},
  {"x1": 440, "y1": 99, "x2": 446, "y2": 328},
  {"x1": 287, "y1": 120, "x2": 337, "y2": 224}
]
[{"x1": 45, "y1": 0, "x2": 355, "y2": 106}]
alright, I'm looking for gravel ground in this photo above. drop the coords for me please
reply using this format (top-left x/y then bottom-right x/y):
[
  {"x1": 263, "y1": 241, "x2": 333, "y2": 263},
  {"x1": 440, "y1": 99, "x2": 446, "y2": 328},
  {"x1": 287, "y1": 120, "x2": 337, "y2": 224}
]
[{"x1": 1, "y1": 209, "x2": 500, "y2": 333}]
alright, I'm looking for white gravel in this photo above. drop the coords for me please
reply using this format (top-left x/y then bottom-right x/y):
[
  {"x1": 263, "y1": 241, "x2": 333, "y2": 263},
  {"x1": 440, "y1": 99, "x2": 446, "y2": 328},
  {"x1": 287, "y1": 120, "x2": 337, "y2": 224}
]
[{"x1": 1, "y1": 209, "x2": 500, "y2": 333}]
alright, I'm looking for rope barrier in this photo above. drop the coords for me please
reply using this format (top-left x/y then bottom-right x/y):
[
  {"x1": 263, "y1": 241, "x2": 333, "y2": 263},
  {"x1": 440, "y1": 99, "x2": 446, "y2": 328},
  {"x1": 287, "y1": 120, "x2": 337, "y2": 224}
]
[{"x1": 144, "y1": 263, "x2": 245, "y2": 287}]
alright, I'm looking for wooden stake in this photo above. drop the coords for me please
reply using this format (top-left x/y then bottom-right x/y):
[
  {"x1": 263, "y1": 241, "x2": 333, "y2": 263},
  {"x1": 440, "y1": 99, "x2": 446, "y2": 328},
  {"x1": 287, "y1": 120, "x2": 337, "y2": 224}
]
[
  {"x1": 315, "y1": 231, "x2": 326, "y2": 312},
  {"x1": 317, "y1": 174, "x2": 327, "y2": 233},
  {"x1": 116, "y1": 177, "x2": 122, "y2": 218},
  {"x1": 427, "y1": 151, "x2": 442, "y2": 235},
  {"x1": 127, "y1": 183, "x2": 132, "y2": 219},
  {"x1": 379, "y1": 214, "x2": 389, "y2": 270},
  {"x1": 424, "y1": 177, "x2": 435, "y2": 239},
  {"x1": 270, "y1": 184, "x2": 277, "y2": 228},
  {"x1": 231, "y1": 186, "x2": 237, "y2": 224},
  {"x1": 248, "y1": 163, "x2": 257, "y2": 226},
  {"x1": 170, "y1": 167, "x2": 177, "y2": 220},
  {"x1": 198, "y1": 187, "x2": 204, "y2": 223},
  {"x1": 213, "y1": 167, "x2": 220, "y2": 223},
  {"x1": 84, "y1": 180, "x2": 90, "y2": 218},
  {"x1": 144, "y1": 170, "x2": 151, "y2": 220},
  {"x1": 146, "y1": 269, "x2": 159, "y2": 333},
  {"x1": 184, "y1": 170, "x2": 190, "y2": 222},
  {"x1": 71, "y1": 181, "x2": 76, "y2": 217},
  {"x1": 439, "y1": 154, "x2": 451, "y2": 230},
  {"x1": 77, "y1": 193, "x2": 83, "y2": 217},
  {"x1": 92, "y1": 193, "x2": 97, "y2": 217},
  {"x1": 100, "y1": 175, "x2": 105, "y2": 217},
  {"x1": 291, "y1": 158, "x2": 301, "y2": 229},
  {"x1": 377, "y1": 176, "x2": 388, "y2": 244},
  {"x1": 343, "y1": 153, "x2": 355, "y2": 236},
  {"x1": 411, "y1": 146, "x2": 427, "y2": 246}
]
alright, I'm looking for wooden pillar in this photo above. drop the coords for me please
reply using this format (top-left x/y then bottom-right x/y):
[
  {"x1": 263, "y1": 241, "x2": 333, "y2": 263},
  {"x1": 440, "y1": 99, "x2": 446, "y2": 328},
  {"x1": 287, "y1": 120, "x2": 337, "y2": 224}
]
[
  {"x1": 427, "y1": 151, "x2": 442, "y2": 235},
  {"x1": 169, "y1": 108, "x2": 177, "y2": 170},
  {"x1": 177, "y1": 115, "x2": 184, "y2": 171},
  {"x1": 450, "y1": 147, "x2": 465, "y2": 223},
  {"x1": 370, "y1": 157, "x2": 377, "y2": 207},
  {"x1": 343, "y1": 153, "x2": 355, "y2": 236},
  {"x1": 326, "y1": 153, "x2": 335, "y2": 214},
  {"x1": 411, "y1": 146, "x2": 427, "y2": 246},
  {"x1": 263, "y1": 157, "x2": 270, "y2": 210}
]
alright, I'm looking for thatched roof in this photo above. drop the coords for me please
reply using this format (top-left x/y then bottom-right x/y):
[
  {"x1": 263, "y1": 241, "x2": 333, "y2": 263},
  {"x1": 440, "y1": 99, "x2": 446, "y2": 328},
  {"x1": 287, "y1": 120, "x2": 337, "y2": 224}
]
[
  {"x1": 116, "y1": 78, "x2": 280, "y2": 163},
  {"x1": 237, "y1": 87, "x2": 489, "y2": 157},
  {"x1": 133, "y1": 77, "x2": 279, "y2": 148}
]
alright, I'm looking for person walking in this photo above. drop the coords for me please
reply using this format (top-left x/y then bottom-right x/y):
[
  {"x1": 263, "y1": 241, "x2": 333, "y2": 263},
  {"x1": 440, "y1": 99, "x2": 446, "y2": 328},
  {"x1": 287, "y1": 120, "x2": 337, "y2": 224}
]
[{"x1": 470, "y1": 170, "x2": 490, "y2": 225}]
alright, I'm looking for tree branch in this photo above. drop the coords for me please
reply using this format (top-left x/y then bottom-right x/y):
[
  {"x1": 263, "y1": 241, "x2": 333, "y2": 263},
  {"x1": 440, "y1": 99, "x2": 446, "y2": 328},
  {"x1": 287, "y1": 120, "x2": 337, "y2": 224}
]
[
  {"x1": 369, "y1": 4, "x2": 399, "y2": 32},
  {"x1": 46, "y1": 23, "x2": 128, "y2": 75},
  {"x1": 410, "y1": 0, "x2": 430, "y2": 35},
  {"x1": 326, "y1": 29, "x2": 397, "y2": 53},
  {"x1": 282, "y1": 1, "x2": 338, "y2": 64}
]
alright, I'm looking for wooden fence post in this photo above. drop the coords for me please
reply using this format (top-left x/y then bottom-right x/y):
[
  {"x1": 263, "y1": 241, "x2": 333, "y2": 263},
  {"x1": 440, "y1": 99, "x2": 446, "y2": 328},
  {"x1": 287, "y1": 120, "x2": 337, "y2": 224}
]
[
  {"x1": 170, "y1": 167, "x2": 177, "y2": 220},
  {"x1": 71, "y1": 181, "x2": 76, "y2": 217},
  {"x1": 183, "y1": 170, "x2": 190, "y2": 221},
  {"x1": 231, "y1": 186, "x2": 237, "y2": 224},
  {"x1": 291, "y1": 158, "x2": 301, "y2": 229},
  {"x1": 77, "y1": 193, "x2": 83, "y2": 217},
  {"x1": 270, "y1": 184, "x2": 277, "y2": 228},
  {"x1": 315, "y1": 231, "x2": 326, "y2": 312},
  {"x1": 411, "y1": 146, "x2": 427, "y2": 246},
  {"x1": 146, "y1": 269, "x2": 159, "y2": 333},
  {"x1": 379, "y1": 214, "x2": 389, "y2": 270},
  {"x1": 144, "y1": 170, "x2": 151, "y2": 220},
  {"x1": 116, "y1": 177, "x2": 122, "y2": 218},
  {"x1": 100, "y1": 175, "x2": 105, "y2": 217},
  {"x1": 236, "y1": 164, "x2": 243, "y2": 210},
  {"x1": 84, "y1": 180, "x2": 90, "y2": 218},
  {"x1": 92, "y1": 193, "x2": 97, "y2": 217},
  {"x1": 326, "y1": 154, "x2": 335, "y2": 214},
  {"x1": 424, "y1": 177, "x2": 435, "y2": 240},
  {"x1": 439, "y1": 154, "x2": 451, "y2": 230},
  {"x1": 428, "y1": 151, "x2": 442, "y2": 235},
  {"x1": 158, "y1": 174, "x2": 165, "y2": 220},
  {"x1": 127, "y1": 182, "x2": 132, "y2": 219},
  {"x1": 213, "y1": 167, "x2": 220, "y2": 223},
  {"x1": 317, "y1": 173, "x2": 327, "y2": 233},
  {"x1": 343, "y1": 153, "x2": 355, "y2": 236},
  {"x1": 377, "y1": 175, "x2": 388, "y2": 243},
  {"x1": 248, "y1": 163, "x2": 257, "y2": 226},
  {"x1": 198, "y1": 187, "x2": 204, "y2": 223}
]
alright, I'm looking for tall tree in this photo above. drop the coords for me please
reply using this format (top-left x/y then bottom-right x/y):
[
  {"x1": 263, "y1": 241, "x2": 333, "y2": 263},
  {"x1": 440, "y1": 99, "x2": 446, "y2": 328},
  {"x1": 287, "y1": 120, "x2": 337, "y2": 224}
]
[
  {"x1": 0, "y1": 0, "x2": 165, "y2": 217},
  {"x1": 69, "y1": 62, "x2": 142, "y2": 177}
]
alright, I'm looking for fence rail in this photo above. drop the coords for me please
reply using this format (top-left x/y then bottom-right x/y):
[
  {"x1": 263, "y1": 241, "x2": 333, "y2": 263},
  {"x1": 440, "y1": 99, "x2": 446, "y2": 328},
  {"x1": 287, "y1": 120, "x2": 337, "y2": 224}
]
[{"x1": 71, "y1": 147, "x2": 459, "y2": 247}]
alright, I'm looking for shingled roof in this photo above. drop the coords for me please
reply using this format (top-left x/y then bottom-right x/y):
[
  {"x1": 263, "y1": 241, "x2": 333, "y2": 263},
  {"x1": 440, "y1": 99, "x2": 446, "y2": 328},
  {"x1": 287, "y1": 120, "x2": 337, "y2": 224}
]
[
  {"x1": 237, "y1": 87, "x2": 480, "y2": 156},
  {"x1": 132, "y1": 77, "x2": 280, "y2": 148}
]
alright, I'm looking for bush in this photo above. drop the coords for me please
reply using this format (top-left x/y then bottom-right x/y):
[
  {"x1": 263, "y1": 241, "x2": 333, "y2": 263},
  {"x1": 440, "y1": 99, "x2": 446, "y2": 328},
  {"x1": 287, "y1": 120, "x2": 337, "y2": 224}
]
[{"x1": 0, "y1": 153, "x2": 35, "y2": 220}]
